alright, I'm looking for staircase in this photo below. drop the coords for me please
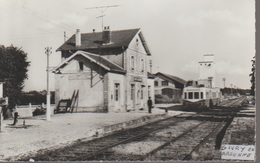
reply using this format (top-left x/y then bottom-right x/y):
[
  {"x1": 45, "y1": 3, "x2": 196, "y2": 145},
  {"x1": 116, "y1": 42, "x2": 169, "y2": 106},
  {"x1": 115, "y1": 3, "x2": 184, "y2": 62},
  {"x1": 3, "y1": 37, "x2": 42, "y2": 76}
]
[{"x1": 55, "y1": 90, "x2": 79, "y2": 113}]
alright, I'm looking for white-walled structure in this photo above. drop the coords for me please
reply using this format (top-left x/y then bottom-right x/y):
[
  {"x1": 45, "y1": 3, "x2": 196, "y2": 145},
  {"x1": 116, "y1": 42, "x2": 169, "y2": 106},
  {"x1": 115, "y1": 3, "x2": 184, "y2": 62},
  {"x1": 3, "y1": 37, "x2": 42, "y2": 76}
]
[
  {"x1": 53, "y1": 28, "x2": 154, "y2": 112},
  {"x1": 198, "y1": 54, "x2": 216, "y2": 88}
]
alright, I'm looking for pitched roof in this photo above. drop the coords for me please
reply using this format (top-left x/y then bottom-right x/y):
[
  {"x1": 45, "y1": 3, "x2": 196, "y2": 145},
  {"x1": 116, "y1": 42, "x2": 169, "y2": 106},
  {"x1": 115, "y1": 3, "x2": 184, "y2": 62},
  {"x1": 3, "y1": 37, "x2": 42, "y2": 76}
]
[
  {"x1": 57, "y1": 28, "x2": 149, "y2": 52},
  {"x1": 52, "y1": 51, "x2": 126, "y2": 74},
  {"x1": 155, "y1": 72, "x2": 186, "y2": 85}
]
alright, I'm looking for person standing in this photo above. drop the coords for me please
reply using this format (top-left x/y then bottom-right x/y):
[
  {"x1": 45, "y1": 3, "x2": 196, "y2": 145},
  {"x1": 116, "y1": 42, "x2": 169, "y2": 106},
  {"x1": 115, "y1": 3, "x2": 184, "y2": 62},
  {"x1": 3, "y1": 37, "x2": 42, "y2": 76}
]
[
  {"x1": 147, "y1": 97, "x2": 153, "y2": 113},
  {"x1": 13, "y1": 112, "x2": 19, "y2": 125}
]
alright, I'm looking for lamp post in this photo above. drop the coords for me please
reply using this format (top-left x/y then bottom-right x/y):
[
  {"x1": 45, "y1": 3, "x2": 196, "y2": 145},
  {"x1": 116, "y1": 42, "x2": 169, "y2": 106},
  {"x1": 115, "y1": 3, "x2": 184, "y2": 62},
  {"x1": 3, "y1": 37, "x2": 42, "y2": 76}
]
[{"x1": 45, "y1": 47, "x2": 52, "y2": 121}]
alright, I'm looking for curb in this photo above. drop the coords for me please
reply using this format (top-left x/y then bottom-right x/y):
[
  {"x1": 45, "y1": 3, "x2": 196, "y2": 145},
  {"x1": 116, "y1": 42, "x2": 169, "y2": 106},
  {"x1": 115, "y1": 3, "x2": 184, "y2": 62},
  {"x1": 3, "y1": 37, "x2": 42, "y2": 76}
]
[{"x1": 86, "y1": 113, "x2": 167, "y2": 138}]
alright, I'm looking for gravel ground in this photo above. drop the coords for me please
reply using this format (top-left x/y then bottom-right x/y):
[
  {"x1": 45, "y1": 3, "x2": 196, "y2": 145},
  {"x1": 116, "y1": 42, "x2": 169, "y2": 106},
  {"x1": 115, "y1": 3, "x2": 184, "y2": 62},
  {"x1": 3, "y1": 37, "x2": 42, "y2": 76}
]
[
  {"x1": 0, "y1": 106, "x2": 184, "y2": 161},
  {"x1": 213, "y1": 105, "x2": 256, "y2": 161}
]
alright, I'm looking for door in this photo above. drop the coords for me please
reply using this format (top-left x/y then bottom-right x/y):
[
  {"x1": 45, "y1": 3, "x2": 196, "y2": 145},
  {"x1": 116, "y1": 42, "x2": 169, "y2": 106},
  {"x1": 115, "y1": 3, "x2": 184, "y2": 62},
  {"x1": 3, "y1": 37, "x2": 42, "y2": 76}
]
[
  {"x1": 130, "y1": 84, "x2": 135, "y2": 108},
  {"x1": 114, "y1": 83, "x2": 120, "y2": 111}
]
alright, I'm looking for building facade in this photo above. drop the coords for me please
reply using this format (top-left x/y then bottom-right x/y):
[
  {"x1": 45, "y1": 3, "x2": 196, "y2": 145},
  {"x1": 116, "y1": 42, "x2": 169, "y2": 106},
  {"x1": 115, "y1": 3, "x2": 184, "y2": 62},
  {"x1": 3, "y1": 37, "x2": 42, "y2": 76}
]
[
  {"x1": 53, "y1": 27, "x2": 154, "y2": 112},
  {"x1": 154, "y1": 72, "x2": 186, "y2": 103}
]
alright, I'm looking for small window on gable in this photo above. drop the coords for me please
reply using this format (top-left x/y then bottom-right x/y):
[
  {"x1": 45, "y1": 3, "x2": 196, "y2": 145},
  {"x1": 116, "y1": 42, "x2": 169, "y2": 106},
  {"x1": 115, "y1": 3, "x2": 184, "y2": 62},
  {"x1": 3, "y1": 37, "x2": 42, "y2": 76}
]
[
  {"x1": 162, "y1": 81, "x2": 168, "y2": 86},
  {"x1": 79, "y1": 61, "x2": 84, "y2": 71}
]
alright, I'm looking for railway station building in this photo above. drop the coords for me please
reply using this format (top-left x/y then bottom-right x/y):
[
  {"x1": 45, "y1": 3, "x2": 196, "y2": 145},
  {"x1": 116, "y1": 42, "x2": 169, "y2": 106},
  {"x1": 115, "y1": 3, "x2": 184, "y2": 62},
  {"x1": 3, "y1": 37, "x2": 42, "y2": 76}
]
[
  {"x1": 53, "y1": 27, "x2": 154, "y2": 112},
  {"x1": 154, "y1": 72, "x2": 186, "y2": 103}
]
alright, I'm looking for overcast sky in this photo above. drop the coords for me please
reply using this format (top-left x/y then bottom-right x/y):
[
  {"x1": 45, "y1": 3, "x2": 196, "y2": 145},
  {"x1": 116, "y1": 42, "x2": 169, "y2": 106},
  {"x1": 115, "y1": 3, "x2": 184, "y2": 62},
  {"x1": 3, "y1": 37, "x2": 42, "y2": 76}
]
[{"x1": 0, "y1": 0, "x2": 255, "y2": 91}]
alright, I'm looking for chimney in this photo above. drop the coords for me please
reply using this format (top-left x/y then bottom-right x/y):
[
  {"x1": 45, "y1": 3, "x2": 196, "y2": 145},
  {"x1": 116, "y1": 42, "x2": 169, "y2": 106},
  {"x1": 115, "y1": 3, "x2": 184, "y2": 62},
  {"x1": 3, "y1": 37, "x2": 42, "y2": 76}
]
[
  {"x1": 75, "y1": 29, "x2": 81, "y2": 47},
  {"x1": 102, "y1": 26, "x2": 111, "y2": 44}
]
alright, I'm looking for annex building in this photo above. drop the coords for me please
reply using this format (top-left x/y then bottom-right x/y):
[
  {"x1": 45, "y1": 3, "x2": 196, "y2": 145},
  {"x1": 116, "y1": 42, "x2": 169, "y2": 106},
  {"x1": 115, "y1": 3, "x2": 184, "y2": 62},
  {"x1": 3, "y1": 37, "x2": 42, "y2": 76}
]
[
  {"x1": 154, "y1": 72, "x2": 186, "y2": 103},
  {"x1": 53, "y1": 27, "x2": 154, "y2": 112}
]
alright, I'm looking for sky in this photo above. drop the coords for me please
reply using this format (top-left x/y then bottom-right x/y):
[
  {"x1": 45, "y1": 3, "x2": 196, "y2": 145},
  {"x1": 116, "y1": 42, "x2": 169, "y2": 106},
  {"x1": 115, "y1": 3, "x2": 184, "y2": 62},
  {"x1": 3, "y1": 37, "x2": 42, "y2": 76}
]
[{"x1": 0, "y1": 0, "x2": 255, "y2": 91}]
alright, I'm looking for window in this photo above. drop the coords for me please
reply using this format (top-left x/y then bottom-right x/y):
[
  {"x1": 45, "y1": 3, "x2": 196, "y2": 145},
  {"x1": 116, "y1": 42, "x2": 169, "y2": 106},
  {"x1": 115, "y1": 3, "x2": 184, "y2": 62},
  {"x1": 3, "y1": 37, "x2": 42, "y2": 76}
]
[
  {"x1": 140, "y1": 58, "x2": 144, "y2": 72},
  {"x1": 154, "y1": 81, "x2": 158, "y2": 86},
  {"x1": 161, "y1": 81, "x2": 168, "y2": 86},
  {"x1": 130, "y1": 56, "x2": 135, "y2": 70},
  {"x1": 131, "y1": 84, "x2": 135, "y2": 100},
  {"x1": 162, "y1": 88, "x2": 174, "y2": 98},
  {"x1": 212, "y1": 92, "x2": 216, "y2": 98},
  {"x1": 200, "y1": 92, "x2": 204, "y2": 99},
  {"x1": 206, "y1": 92, "x2": 209, "y2": 98},
  {"x1": 114, "y1": 83, "x2": 120, "y2": 101},
  {"x1": 148, "y1": 86, "x2": 151, "y2": 97},
  {"x1": 194, "y1": 92, "x2": 199, "y2": 99},
  {"x1": 141, "y1": 86, "x2": 144, "y2": 99},
  {"x1": 79, "y1": 61, "x2": 84, "y2": 71},
  {"x1": 184, "y1": 92, "x2": 187, "y2": 99},
  {"x1": 188, "y1": 92, "x2": 193, "y2": 99}
]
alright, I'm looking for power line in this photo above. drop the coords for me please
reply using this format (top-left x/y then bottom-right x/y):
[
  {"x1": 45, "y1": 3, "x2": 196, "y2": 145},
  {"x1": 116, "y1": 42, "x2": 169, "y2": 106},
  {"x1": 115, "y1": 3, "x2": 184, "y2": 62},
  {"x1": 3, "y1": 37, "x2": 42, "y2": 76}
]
[
  {"x1": 7, "y1": 0, "x2": 75, "y2": 32},
  {"x1": 0, "y1": 7, "x2": 65, "y2": 39}
]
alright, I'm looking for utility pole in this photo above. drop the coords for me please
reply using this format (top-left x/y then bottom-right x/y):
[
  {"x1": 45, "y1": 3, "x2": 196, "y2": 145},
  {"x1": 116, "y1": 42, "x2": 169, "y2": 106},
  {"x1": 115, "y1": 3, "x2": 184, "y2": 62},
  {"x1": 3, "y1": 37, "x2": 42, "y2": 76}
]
[
  {"x1": 85, "y1": 5, "x2": 120, "y2": 30},
  {"x1": 64, "y1": 31, "x2": 67, "y2": 42},
  {"x1": 230, "y1": 84, "x2": 233, "y2": 95},
  {"x1": 222, "y1": 78, "x2": 226, "y2": 88},
  {"x1": 45, "y1": 47, "x2": 52, "y2": 121},
  {"x1": 149, "y1": 60, "x2": 152, "y2": 73}
]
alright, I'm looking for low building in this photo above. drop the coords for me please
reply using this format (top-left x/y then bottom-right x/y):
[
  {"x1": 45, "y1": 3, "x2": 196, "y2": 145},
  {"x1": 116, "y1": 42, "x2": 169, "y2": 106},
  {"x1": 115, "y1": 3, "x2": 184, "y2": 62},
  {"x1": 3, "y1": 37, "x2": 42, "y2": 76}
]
[
  {"x1": 154, "y1": 72, "x2": 186, "y2": 103},
  {"x1": 53, "y1": 27, "x2": 154, "y2": 112}
]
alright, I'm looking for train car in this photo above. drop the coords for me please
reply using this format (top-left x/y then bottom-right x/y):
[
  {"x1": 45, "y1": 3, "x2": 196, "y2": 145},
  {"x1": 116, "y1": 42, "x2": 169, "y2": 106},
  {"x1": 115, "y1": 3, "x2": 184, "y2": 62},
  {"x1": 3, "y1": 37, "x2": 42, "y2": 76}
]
[{"x1": 182, "y1": 83, "x2": 221, "y2": 109}]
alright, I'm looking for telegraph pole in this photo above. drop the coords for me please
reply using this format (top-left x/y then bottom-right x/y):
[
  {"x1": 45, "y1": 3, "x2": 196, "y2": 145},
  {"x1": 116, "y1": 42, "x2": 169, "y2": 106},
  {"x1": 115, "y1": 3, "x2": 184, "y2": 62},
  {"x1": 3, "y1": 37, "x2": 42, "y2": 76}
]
[
  {"x1": 149, "y1": 60, "x2": 152, "y2": 73},
  {"x1": 45, "y1": 47, "x2": 52, "y2": 121},
  {"x1": 222, "y1": 78, "x2": 226, "y2": 88}
]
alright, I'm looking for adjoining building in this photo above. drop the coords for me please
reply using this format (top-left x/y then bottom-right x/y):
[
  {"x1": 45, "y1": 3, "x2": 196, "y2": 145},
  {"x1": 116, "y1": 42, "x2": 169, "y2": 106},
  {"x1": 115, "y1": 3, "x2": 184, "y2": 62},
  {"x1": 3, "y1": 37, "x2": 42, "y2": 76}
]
[
  {"x1": 154, "y1": 72, "x2": 186, "y2": 103},
  {"x1": 53, "y1": 27, "x2": 154, "y2": 112}
]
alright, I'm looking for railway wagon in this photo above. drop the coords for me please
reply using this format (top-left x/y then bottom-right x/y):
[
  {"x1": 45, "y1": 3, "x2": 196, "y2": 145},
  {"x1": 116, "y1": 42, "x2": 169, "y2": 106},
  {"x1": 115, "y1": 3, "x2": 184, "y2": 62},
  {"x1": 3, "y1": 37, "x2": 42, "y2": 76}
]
[{"x1": 182, "y1": 86, "x2": 221, "y2": 109}]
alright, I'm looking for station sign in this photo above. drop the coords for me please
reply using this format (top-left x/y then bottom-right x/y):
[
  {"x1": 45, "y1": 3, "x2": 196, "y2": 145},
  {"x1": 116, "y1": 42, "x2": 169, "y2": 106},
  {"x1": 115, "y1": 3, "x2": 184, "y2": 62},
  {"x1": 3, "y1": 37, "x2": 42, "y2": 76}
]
[
  {"x1": 134, "y1": 77, "x2": 142, "y2": 82},
  {"x1": 69, "y1": 73, "x2": 91, "y2": 80}
]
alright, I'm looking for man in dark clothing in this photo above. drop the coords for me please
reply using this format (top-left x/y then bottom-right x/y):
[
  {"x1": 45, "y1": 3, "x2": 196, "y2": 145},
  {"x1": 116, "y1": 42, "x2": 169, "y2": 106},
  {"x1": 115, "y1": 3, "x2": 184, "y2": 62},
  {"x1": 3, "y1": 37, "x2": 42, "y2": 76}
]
[
  {"x1": 13, "y1": 112, "x2": 19, "y2": 125},
  {"x1": 147, "y1": 97, "x2": 153, "y2": 113}
]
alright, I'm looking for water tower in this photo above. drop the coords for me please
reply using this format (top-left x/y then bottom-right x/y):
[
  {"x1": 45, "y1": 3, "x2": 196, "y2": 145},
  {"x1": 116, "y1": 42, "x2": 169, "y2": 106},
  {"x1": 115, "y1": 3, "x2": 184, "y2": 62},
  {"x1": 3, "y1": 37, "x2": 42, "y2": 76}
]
[{"x1": 198, "y1": 54, "x2": 216, "y2": 88}]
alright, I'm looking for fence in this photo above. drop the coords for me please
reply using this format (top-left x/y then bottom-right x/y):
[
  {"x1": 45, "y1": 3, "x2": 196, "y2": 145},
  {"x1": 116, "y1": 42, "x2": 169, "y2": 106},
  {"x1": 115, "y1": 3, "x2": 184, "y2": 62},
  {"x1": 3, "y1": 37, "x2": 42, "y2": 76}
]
[{"x1": 15, "y1": 103, "x2": 56, "y2": 118}]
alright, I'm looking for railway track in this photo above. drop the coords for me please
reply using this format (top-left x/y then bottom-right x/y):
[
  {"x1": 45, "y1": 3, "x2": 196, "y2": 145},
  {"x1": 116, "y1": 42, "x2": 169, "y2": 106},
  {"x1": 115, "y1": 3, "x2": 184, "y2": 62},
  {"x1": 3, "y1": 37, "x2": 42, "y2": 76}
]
[
  {"x1": 19, "y1": 98, "x2": 243, "y2": 161},
  {"x1": 19, "y1": 113, "x2": 193, "y2": 161},
  {"x1": 218, "y1": 96, "x2": 247, "y2": 107}
]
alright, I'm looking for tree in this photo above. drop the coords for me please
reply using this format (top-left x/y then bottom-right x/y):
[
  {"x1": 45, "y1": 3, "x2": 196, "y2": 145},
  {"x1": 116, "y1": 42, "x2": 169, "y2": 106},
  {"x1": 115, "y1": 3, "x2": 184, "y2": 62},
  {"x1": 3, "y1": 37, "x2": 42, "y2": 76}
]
[
  {"x1": 0, "y1": 45, "x2": 30, "y2": 118},
  {"x1": 249, "y1": 56, "x2": 255, "y2": 96}
]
